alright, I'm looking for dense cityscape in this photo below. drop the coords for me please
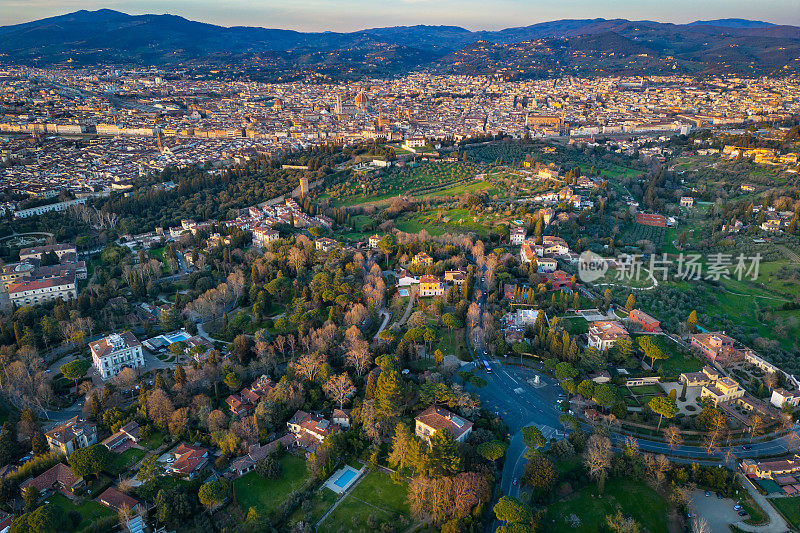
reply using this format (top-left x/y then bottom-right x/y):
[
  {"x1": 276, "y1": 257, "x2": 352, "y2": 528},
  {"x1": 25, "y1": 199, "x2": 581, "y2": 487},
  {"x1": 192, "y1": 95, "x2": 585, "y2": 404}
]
[{"x1": 1, "y1": 6, "x2": 800, "y2": 533}]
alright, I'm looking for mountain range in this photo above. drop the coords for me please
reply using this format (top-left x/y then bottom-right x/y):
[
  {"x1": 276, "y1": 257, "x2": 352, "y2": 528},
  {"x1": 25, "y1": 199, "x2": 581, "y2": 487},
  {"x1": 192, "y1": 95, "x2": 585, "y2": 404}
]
[{"x1": 1, "y1": 10, "x2": 799, "y2": 80}]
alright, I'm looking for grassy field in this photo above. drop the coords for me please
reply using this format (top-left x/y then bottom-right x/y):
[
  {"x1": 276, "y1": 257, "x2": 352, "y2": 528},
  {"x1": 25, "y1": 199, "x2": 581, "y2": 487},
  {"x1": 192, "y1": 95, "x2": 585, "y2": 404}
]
[
  {"x1": 318, "y1": 471, "x2": 411, "y2": 533},
  {"x1": 46, "y1": 492, "x2": 115, "y2": 531},
  {"x1": 770, "y1": 496, "x2": 800, "y2": 529},
  {"x1": 543, "y1": 478, "x2": 670, "y2": 533},
  {"x1": 234, "y1": 454, "x2": 308, "y2": 516},
  {"x1": 395, "y1": 207, "x2": 496, "y2": 237}
]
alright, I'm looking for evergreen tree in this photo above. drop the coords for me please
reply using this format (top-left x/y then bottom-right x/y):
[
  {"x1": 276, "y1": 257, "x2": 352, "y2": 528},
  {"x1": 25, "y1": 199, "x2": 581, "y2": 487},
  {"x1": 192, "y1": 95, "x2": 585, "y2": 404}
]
[{"x1": 425, "y1": 429, "x2": 461, "y2": 478}]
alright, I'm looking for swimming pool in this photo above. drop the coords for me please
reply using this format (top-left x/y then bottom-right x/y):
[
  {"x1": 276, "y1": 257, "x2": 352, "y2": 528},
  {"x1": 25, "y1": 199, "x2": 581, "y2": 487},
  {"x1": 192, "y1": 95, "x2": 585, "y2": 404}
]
[
  {"x1": 165, "y1": 331, "x2": 191, "y2": 343},
  {"x1": 333, "y1": 469, "x2": 358, "y2": 488}
]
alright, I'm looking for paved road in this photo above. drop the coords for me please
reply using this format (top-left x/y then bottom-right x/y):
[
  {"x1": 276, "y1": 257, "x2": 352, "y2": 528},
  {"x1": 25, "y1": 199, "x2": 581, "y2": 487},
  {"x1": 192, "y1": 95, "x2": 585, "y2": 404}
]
[
  {"x1": 735, "y1": 473, "x2": 789, "y2": 533},
  {"x1": 374, "y1": 310, "x2": 391, "y2": 339},
  {"x1": 397, "y1": 288, "x2": 416, "y2": 326}
]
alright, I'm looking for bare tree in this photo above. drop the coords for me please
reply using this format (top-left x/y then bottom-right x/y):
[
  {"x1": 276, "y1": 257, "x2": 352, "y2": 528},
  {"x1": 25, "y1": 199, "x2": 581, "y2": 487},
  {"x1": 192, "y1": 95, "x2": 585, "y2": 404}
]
[
  {"x1": 584, "y1": 433, "x2": 612, "y2": 495},
  {"x1": 623, "y1": 435, "x2": 639, "y2": 458},
  {"x1": 293, "y1": 352, "x2": 326, "y2": 383},
  {"x1": 691, "y1": 516, "x2": 710, "y2": 533},
  {"x1": 606, "y1": 509, "x2": 641, "y2": 533},
  {"x1": 345, "y1": 326, "x2": 372, "y2": 376},
  {"x1": 323, "y1": 373, "x2": 356, "y2": 409},
  {"x1": 664, "y1": 425, "x2": 683, "y2": 450}
]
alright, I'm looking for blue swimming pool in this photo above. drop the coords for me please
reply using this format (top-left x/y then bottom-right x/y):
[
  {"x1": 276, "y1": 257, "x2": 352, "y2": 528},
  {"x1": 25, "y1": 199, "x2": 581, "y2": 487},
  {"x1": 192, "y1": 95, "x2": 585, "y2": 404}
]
[
  {"x1": 333, "y1": 469, "x2": 358, "y2": 488},
  {"x1": 165, "y1": 331, "x2": 191, "y2": 343}
]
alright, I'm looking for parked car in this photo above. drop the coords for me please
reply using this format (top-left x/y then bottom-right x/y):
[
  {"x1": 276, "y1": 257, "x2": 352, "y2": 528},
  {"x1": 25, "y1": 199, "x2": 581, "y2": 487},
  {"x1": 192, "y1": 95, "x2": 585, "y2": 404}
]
[
  {"x1": 734, "y1": 505, "x2": 743, "y2": 511},
  {"x1": 705, "y1": 491, "x2": 710, "y2": 497},
  {"x1": 738, "y1": 511, "x2": 748, "y2": 517}
]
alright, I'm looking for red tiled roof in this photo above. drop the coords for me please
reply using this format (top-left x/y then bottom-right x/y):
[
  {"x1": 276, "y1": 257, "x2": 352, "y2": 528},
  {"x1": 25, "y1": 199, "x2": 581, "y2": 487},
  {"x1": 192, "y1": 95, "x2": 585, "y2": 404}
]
[
  {"x1": 20, "y1": 463, "x2": 81, "y2": 492},
  {"x1": 415, "y1": 406, "x2": 473, "y2": 440},
  {"x1": 97, "y1": 487, "x2": 139, "y2": 511}
]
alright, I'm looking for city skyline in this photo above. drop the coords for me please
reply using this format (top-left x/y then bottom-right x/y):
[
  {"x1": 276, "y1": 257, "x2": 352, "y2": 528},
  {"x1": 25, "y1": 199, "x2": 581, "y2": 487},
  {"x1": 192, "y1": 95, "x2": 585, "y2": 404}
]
[{"x1": 2, "y1": 0, "x2": 800, "y2": 31}]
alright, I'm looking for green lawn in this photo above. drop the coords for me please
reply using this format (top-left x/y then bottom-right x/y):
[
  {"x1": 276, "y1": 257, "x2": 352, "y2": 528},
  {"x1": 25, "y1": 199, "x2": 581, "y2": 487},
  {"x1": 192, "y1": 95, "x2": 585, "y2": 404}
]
[
  {"x1": 45, "y1": 492, "x2": 115, "y2": 531},
  {"x1": 628, "y1": 384, "x2": 664, "y2": 397},
  {"x1": 139, "y1": 431, "x2": 165, "y2": 450},
  {"x1": 639, "y1": 335, "x2": 702, "y2": 375},
  {"x1": 107, "y1": 447, "x2": 146, "y2": 475},
  {"x1": 318, "y1": 471, "x2": 411, "y2": 533},
  {"x1": 543, "y1": 478, "x2": 670, "y2": 533},
  {"x1": 562, "y1": 317, "x2": 590, "y2": 335},
  {"x1": 234, "y1": 454, "x2": 308, "y2": 516},
  {"x1": 770, "y1": 496, "x2": 800, "y2": 529}
]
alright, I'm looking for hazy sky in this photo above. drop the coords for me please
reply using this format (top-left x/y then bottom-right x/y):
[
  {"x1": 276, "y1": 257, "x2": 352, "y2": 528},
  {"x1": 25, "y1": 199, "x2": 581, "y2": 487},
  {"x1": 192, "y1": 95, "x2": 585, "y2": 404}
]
[{"x1": 2, "y1": 0, "x2": 800, "y2": 31}]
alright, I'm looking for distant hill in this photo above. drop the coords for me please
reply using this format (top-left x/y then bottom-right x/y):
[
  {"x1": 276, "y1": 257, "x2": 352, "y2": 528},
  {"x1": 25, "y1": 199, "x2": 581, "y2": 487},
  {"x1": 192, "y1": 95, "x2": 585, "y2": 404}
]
[
  {"x1": 688, "y1": 19, "x2": 775, "y2": 28},
  {"x1": 1, "y1": 10, "x2": 798, "y2": 79}
]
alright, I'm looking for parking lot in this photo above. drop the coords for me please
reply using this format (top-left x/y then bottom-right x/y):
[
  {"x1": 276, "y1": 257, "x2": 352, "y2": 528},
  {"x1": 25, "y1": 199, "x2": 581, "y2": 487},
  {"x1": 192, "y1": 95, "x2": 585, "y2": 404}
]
[{"x1": 690, "y1": 490, "x2": 746, "y2": 532}]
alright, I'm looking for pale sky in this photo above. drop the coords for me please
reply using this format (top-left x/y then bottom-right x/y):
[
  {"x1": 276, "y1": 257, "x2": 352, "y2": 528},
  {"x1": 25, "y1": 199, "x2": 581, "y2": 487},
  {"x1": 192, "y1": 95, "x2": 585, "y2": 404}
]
[{"x1": 2, "y1": 0, "x2": 799, "y2": 31}]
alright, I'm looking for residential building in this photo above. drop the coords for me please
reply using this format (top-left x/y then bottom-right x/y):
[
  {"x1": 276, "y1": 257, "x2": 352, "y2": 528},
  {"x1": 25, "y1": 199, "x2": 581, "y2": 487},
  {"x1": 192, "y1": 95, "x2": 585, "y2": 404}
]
[
  {"x1": 444, "y1": 269, "x2": 467, "y2": 287},
  {"x1": 587, "y1": 321, "x2": 630, "y2": 351},
  {"x1": 537, "y1": 257, "x2": 557, "y2": 273},
  {"x1": 415, "y1": 406, "x2": 473, "y2": 445},
  {"x1": 691, "y1": 332, "x2": 740, "y2": 363},
  {"x1": 771, "y1": 388, "x2": 800, "y2": 409},
  {"x1": 287, "y1": 410, "x2": 341, "y2": 453},
  {"x1": 252, "y1": 226, "x2": 280, "y2": 247},
  {"x1": 332, "y1": 409, "x2": 352, "y2": 428},
  {"x1": 368, "y1": 234, "x2": 382, "y2": 248},
  {"x1": 510, "y1": 227, "x2": 527, "y2": 245},
  {"x1": 411, "y1": 252, "x2": 433, "y2": 267},
  {"x1": 90, "y1": 332, "x2": 145, "y2": 380},
  {"x1": 741, "y1": 454, "x2": 800, "y2": 480},
  {"x1": 230, "y1": 435, "x2": 297, "y2": 477},
  {"x1": 168, "y1": 444, "x2": 209, "y2": 478},
  {"x1": 20, "y1": 463, "x2": 84, "y2": 497},
  {"x1": 628, "y1": 309, "x2": 661, "y2": 332},
  {"x1": 46, "y1": 416, "x2": 97, "y2": 455},
  {"x1": 680, "y1": 196, "x2": 694, "y2": 207},
  {"x1": 314, "y1": 237, "x2": 337, "y2": 252},
  {"x1": 679, "y1": 365, "x2": 720, "y2": 386},
  {"x1": 419, "y1": 275, "x2": 445, "y2": 297},
  {"x1": 700, "y1": 376, "x2": 745, "y2": 405},
  {"x1": 101, "y1": 421, "x2": 140, "y2": 453},
  {"x1": 97, "y1": 487, "x2": 141, "y2": 512}
]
